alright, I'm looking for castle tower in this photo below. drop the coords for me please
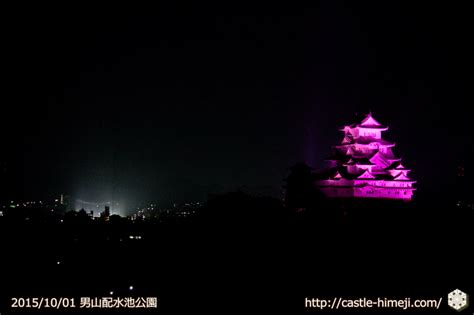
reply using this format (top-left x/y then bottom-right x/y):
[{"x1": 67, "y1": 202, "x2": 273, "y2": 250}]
[{"x1": 315, "y1": 113, "x2": 416, "y2": 200}]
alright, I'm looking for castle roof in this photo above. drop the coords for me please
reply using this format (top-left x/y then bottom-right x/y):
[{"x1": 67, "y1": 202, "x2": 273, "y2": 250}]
[
  {"x1": 387, "y1": 157, "x2": 402, "y2": 163},
  {"x1": 385, "y1": 161, "x2": 410, "y2": 171},
  {"x1": 356, "y1": 169, "x2": 376, "y2": 179},
  {"x1": 393, "y1": 173, "x2": 412, "y2": 181},
  {"x1": 316, "y1": 166, "x2": 415, "y2": 183},
  {"x1": 396, "y1": 162, "x2": 407, "y2": 169},
  {"x1": 353, "y1": 137, "x2": 394, "y2": 146},
  {"x1": 343, "y1": 158, "x2": 355, "y2": 165},
  {"x1": 359, "y1": 112, "x2": 384, "y2": 127},
  {"x1": 334, "y1": 137, "x2": 394, "y2": 147},
  {"x1": 339, "y1": 113, "x2": 388, "y2": 131}
]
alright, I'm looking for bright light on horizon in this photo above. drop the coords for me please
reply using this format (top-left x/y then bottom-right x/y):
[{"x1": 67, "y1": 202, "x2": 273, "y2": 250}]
[{"x1": 74, "y1": 199, "x2": 126, "y2": 217}]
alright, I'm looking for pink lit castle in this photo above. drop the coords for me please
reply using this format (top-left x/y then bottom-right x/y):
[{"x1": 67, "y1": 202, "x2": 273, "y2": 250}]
[{"x1": 315, "y1": 113, "x2": 416, "y2": 200}]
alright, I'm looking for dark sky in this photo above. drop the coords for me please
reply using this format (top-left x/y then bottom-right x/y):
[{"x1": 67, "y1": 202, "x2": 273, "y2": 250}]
[{"x1": 3, "y1": 2, "x2": 473, "y2": 208}]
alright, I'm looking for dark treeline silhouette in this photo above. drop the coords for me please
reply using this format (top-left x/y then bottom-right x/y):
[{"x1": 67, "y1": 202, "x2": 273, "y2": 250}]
[{"x1": 0, "y1": 179, "x2": 472, "y2": 314}]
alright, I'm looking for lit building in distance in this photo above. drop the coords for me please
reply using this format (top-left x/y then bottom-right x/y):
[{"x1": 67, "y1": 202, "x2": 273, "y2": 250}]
[
  {"x1": 315, "y1": 113, "x2": 416, "y2": 200},
  {"x1": 101, "y1": 205, "x2": 111, "y2": 221}
]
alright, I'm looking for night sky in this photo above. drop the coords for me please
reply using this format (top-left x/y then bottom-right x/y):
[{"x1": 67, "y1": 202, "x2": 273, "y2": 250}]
[{"x1": 3, "y1": 2, "x2": 473, "y2": 210}]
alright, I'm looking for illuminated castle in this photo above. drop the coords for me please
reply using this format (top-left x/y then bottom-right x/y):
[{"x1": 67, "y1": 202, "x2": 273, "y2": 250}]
[{"x1": 315, "y1": 113, "x2": 416, "y2": 200}]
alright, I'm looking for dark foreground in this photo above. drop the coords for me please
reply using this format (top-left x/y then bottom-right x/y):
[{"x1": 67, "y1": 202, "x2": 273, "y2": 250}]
[{"x1": 1, "y1": 197, "x2": 472, "y2": 314}]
